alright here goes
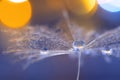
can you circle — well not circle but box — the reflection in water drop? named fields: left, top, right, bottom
left=101, top=47, right=112, bottom=56
left=73, top=41, right=85, bottom=50
left=100, top=47, right=112, bottom=63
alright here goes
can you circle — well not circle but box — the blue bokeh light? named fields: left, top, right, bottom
left=98, top=0, right=120, bottom=12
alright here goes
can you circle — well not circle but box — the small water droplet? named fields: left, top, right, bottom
left=43, top=47, right=48, bottom=51
left=72, top=41, right=85, bottom=51
left=101, top=47, right=112, bottom=55
left=40, top=50, right=48, bottom=55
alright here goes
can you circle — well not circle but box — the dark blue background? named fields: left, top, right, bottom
left=1, top=53, right=120, bottom=80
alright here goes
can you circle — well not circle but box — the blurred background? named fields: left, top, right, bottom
left=1, top=0, right=120, bottom=80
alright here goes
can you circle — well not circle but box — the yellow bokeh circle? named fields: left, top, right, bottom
left=9, top=0, right=28, bottom=3
left=65, top=0, right=97, bottom=15
left=0, top=0, right=32, bottom=29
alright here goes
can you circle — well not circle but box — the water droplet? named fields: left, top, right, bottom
left=101, top=47, right=112, bottom=55
left=40, top=50, right=48, bottom=55
left=72, top=41, right=85, bottom=51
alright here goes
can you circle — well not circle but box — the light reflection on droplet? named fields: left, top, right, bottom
left=101, top=47, right=112, bottom=55
left=72, top=41, right=85, bottom=51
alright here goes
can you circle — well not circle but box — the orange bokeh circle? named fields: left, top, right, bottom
left=0, top=0, right=32, bottom=29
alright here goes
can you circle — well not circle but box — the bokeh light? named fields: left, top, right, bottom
left=0, top=0, right=32, bottom=29
left=9, top=0, right=27, bottom=3
left=98, top=0, right=120, bottom=12
left=65, top=0, right=97, bottom=15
